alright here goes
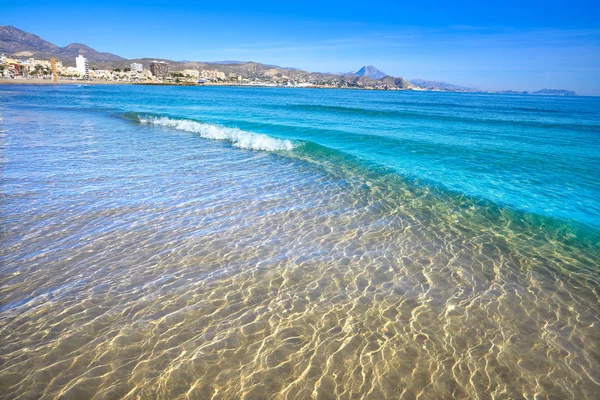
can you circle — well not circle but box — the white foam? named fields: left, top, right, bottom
left=138, top=116, right=295, bottom=152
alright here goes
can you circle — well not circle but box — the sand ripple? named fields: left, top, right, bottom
left=1, top=107, right=599, bottom=399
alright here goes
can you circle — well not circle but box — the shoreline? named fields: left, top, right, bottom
left=0, top=78, right=414, bottom=91
left=2, top=86, right=598, bottom=400
left=0, top=79, right=585, bottom=96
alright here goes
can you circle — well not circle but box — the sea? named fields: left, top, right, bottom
left=1, top=84, right=599, bottom=399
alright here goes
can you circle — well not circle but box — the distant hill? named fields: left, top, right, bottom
left=533, top=89, right=577, bottom=96
left=410, top=79, right=476, bottom=92
left=57, top=43, right=124, bottom=62
left=496, top=90, right=529, bottom=95
left=0, top=25, right=124, bottom=63
left=208, top=61, right=300, bottom=70
left=208, top=60, right=247, bottom=65
left=350, top=65, right=387, bottom=79
left=380, top=76, right=415, bottom=89
left=494, top=89, right=577, bottom=96
left=0, top=25, right=58, bottom=53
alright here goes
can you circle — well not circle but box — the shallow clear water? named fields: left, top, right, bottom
left=1, top=85, right=599, bottom=399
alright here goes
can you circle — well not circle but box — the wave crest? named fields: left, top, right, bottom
left=138, top=115, right=296, bottom=152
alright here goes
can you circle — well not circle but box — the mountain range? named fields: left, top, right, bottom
left=0, top=26, right=418, bottom=89
left=0, top=26, right=124, bottom=62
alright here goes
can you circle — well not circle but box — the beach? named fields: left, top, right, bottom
left=1, top=84, right=599, bottom=399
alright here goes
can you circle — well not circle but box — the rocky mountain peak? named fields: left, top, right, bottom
left=352, top=65, right=387, bottom=79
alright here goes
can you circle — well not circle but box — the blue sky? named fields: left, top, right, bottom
left=3, top=0, right=600, bottom=94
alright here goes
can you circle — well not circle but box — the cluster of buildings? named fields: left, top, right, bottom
left=1, top=54, right=230, bottom=85
left=1, top=54, right=81, bottom=78
left=143, top=61, right=230, bottom=83
left=1, top=54, right=408, bottom=89
left=2, top=54, right=327, bottom=88
left=1, top=54, right=87, bottom=79
left=177, top=69, right=226, bottom=80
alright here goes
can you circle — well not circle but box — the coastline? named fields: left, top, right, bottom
left=0, top=78, right=416, bottom=90
left=0, top=79, right=584, bottom=96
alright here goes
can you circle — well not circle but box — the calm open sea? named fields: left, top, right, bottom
left=1, top=85, right=599, bottom=399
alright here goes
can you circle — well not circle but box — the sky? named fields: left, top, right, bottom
left=2, top=0, right=600, bottom=94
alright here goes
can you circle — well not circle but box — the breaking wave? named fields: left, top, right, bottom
left=136, top=114, right=296, bottom=152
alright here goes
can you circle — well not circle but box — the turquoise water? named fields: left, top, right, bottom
left=8, top=85, right=600, bottom=228
left=1, top=85, right=599, bottom=399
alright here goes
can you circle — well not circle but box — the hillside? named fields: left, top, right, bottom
left=0, top=25, right=58, bottom=54
left=533, top=89, right=577, bottom=96
left=410, top=79, right=476, bottom=91
left=0, top=25, right=124, bottom=62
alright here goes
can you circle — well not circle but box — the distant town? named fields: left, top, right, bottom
left=0, top=54, right=578, bottom=96
left=0, top=54, right=246, bottom=86
left=0, top=52, right=435, bottom=90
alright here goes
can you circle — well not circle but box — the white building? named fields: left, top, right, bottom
left=89, top=70, right=112, bottom=80
left=182, top=69, right=200, bottom=78
left=200, top=69, right=225, bottom=80
left=131, top=62, right=143, bottom=72
left=76, top=55, right=88, bottom=76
